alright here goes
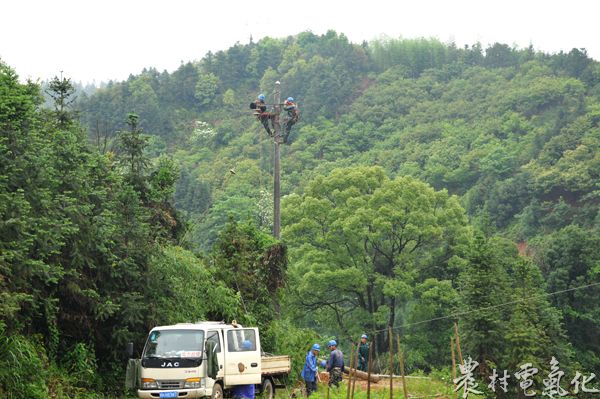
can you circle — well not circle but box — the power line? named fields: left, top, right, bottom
left=368, top=280, right=600, bottom=335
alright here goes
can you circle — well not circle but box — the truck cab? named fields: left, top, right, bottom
left=135, top=322, right=265, bottom=399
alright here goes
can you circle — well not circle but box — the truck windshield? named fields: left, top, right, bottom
left=142, top=330, right=204, bottom=359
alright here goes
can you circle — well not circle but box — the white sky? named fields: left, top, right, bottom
left=1, top=0, right=599, bottom=84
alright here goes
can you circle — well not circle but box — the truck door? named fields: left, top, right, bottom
left=224, top=328, right=261, bottom=386
left=206, top=330, right=225, bottom=380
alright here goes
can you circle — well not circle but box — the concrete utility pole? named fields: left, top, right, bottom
left=272, top=81, right=282, bottom=239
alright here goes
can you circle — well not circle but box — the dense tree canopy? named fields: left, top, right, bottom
left=75, top=30, right=600, bottom=381
left=282, top=166, right=470, bottom=363
left=0, top=62, right=245, bottom=397
left=76, top=32, right=600, bottom=253
left=2, top=29, right=600, bottom=397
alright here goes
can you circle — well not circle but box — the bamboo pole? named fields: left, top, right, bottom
left=367, top=341, right=373, bottom=399
left=453, top=322, right=464, bottom=365
left=350, top=341, right=360, bottom=399
left=346, top=343, right=356, bottom=399
left=396, top=335, right=409, bottom=399
left=389, top=326, right=394, bottom=399
left=450, top=336, right=457, bottom=389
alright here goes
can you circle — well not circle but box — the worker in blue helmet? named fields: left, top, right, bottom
left=301, top=343, right=321, bottom=396
left=325, top=340, right=344, bottom=388
left=232, top=339, right=256, bottom=399
left=358, top=334, right=369, bottom=371
left=249, top=93, right=274, bottom=136
left=282, top=96, right=299, bottom=143
left=232, top=383, right=255, bottom=399
left=241, top=340, right=253, bottom=350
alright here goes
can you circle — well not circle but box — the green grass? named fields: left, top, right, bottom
left=277, top=377, right=464, bottom=399
left=121, top=375, right=480, bottom=399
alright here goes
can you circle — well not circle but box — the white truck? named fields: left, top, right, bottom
left=127, top=321, right=291, bottom=399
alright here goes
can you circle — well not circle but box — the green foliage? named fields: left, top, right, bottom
left=504, top=259, right=571, bottom=369
left=459, top=235, right=512, bottom=374
left=46, top=73, right=77, bottom=126
left=403, top=279, right=459, bottom=371
left=77, top=32, right=600, bottom=251
left=263, top=319, right=319, bottom=379
left=5, top=30, right=600, bottom=395
left=286, top=378, right=456, bottom=399
left=369, top=37, right=460, bottom=76
left=283, top=166, right=469, bottom=367
left=117, top=113, right=150, bottom=186
left=0, top=329, right=107, bottom=398
left=531, top=225, right=600, bottom=374
left=0, top=329, right=48, bottom=398
left=195, top=72, right=220, bottom=107
left=209, top=219, right=287, bottom=330
left=458, top=234, right=573, bottom=392
left=0, top=63, right=195, bottom=395
left=62, top=343, right=99, bottom=389
left=147, top=246, right=240, bottom=325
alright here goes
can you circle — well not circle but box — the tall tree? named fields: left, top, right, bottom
left=117, top=113, right=149, bottom=194
left=46, top=72, right=77, bottom=127
left=533, top=225, right=600, bottom=374
left=209, top=219, right=287, bottom=331
left=458, top=234, right=511, bottom=376
left=459, top=234, right=573, bottom=387
left=283, top=166, right=469, bottom=354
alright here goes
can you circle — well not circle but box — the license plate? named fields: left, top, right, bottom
left=160, top=392, right=178, bottom=398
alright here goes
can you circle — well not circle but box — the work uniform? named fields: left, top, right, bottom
left=250, top=99, right=273, bottom=136
left=282, top=101, right=299, bottom=142
left=301, top=350, right=318, bottom=396
left=232, top=384, right=255, bottom=399
left=358, top=342, right=369, bottom=372
left=326, top=349, right=344, bottom=387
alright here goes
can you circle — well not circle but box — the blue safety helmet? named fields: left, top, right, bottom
left=286, top=97, right=294, bottom=102
left=258, top=94, right=266, bottom=101
left=242, top=340, right=253, bottom=349
left=361, top=334, right=368, bottom=339
left=312, top=343, right=321, bottom=351
left=327, top=340, right=337, bottom=348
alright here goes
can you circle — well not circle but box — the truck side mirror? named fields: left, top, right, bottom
left=126, top=342, right=134, bottom=358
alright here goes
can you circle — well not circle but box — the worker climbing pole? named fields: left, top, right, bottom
left=250, top=94, right=274, bottom=136
left=249, top=81, right=299, bottom=239
left=249, top=89, right=299, bottom=144
left=282, top=97, right=299, bottom=143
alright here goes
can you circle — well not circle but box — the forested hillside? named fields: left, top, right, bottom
left=78, top=32, right=600, bottom=248
left=2, top=30, right=600, bottom=397
left=0, top=65, right=287, bottom=398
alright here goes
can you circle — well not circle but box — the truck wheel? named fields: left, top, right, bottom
left=262, top=378, right=274, bottom=399
left=211, top=382, right=223, bottom=399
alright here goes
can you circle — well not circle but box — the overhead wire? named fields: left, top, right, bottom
left=367, top=280, right=600, bottom=335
